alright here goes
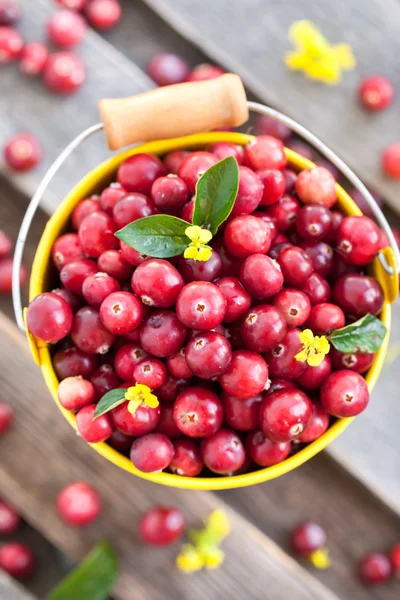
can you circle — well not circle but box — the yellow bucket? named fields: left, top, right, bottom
left=16, top=76, right=399, bottom=490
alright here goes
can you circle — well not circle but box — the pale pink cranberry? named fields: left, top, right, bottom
left=97, top=249, right=133, bottom=281
left=131, top=258, right=184, bottom=308
left=138, top=505, right=185, bottom=546
left=336, top=216, right=380, bottom=266
left=0, top=230, right=12, bottom=258
left=245, top=135, right=286, bottom=171
left=82, top=272, right=120, bottom=307
left=0, top=25, right=22, bottom=62
left=173, top=386, right=223, bottom=438
left=99, top=183, right=127, bottom=214
left=163, top=150, right=190, bottom=174
left=170, top=438, right=204, bottom=476
left=0, top=258, right=26, bottom=294
left=358, top=75, right=394, bottom=111
left=57, top=481, right=101, bottom=527
left=130, top=433, right=174, bottom=472
left=208, top=142, right=244, bottom=164
left=133, top=357, right=167, bottom=389
left=76, top=403, right=113, bottom=442
left=3, top=133, right=42, bottom=172
left=0, top=500, right=20, bottom=535
left=272, top=288, right=311, bottom=327
left=52, top=232, right=85, bottom=270
left=79, top=210, right=118, bottom=257
left=71, top=196, right=100, bottom=230
left=201, top=428, right=245, bottom=474
left=147, top=52, right=189, bottom=86
left=117, top=153, right=166, bottom=195
left=114, top=342, right=147, bottom=381
left=0, top=543, right=34, bottom=580
left=231, top=166, right=263, bottom=215
left=257, top=169, right=286, bottom=206
left=220, top=350, right=269, bottom=399
left=295, top=167, right=337, bottom=208
left=0, top=1, right=22, bottom=25
left=224, top=215, right=272, bottom=258
left=100, top=291, right=144, bottom=334
left=321, top=370, right=369, bottom=417
left=58, top=376, right=95, bottom=411
left=140, top=311, right=187, bottom=357
left=176, top=281, right=226, bottom=331
left=84, top=0, right=121, bottom=30
left=19, top=42, right=49, bottom=76
left=43, top=51, right=86, bottom=94
left=71, top=306, right=115, bottom=354
left=260, top=389, right=313, bottom=442
left=215, top=276, right=251, bottom=323
left=0, top=401, right=14, bottom=435
left=240, top=254, right=284, bottom=299
left=178, top=151, right=217, bottom=194
left=60, top=258, right=97, bottom=294
left=27, top=292, right=73, bottom=343
left=246, top=430, right=291, bottom=466
left=297, top=403, right=330, bottom=442
left=47, top=9, right=86, bottom=48
left=111, top=399, right=160, bottom=436
left=185, top=63, right=224, bottom=81
left=222, top=391, right=262, bottom=431
left=112, top=193, right=156, bottom=229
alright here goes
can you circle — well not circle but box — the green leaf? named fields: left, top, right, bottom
left=193, top=156, right=239, bottom=234
left=45, top=542, right=118, bottom=600
left=115, top=215, right=190, bottom=258
left=93, top=389, right=126, bottom=420
left=329, top=314, right=387, bottom=354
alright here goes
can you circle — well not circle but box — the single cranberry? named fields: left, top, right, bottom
left=382, top=143, right=400, bottom=178
left=208, top=142, right=244, bottom=164
left=97, top=249, right=133, bottom=281
left=147, top=52, right=189, bottom=86
left=201, top=429, right=245, bottom=475
left=297, top=403, right=330, bottom=442
left=244, top=136, right=286, bottom=171
left=163, top=150, right=190, bottom=174
left=300, top=273, right=331, bottom=305
left=266, top=379, right=298, bottom=395
left=76, top=404, right=113, bottom=442
left=336, top=216, right=380, bottom=266
left=0, top=230, right=12, bottom=259
left=240, top=254, right=283, bottom=298
left=265, top=328, right=307, bottom=379
left=178, top=151, right=217, bottom=194
left=326, top=210, right=344, bottom=243
left=215, top=277, right=251, bottom=323
left=253, top=213, right=278, bottom=241
left=82, top=272, right=120, bottom=307
left=139, top=505, right=185, bottom=547
left=231, top=166, right=263, bottom=215
left=257, top=169, right=286, bottom=206
left=53, top=346, right=98, bottom=380
left=119, top=242, right=147, bottom=267
left=166, top=348, right=193, bottom=379
left=224, top=215, right=272, bottom=258
left=296, top=355, right=332, bottom=391
left=296, top=205, right=332, bottom=242
left=170, top=438, right=203, bottom=476
left=0, top=543, right=34, bottom=579
left=220, top=350, right=269, bottom=399
left=246, top=430, right=291, bottom=466
left=84, top=0, right=121, bottom=30
left=57, top=376, right=95, bottom=411
left=260, top=389, right=312, bottom=442
left=277, top=246, right=313, bottom=286
left=321, top=370, right=369, bottom=417
left=131, top=258, right=183, bottom=308
left=283, top=169, right=297, bottom=193
left=241, top=305, right=287, bottom=353
left=111, top=399, right=160, bottom=436
left=43, top=51, right=85, bottom=94
left=100, top=291, right=144, bottom=335
left=173, top=386, right=223, bottom=437
left=117, top=154, right=166, bottom=195
left=267, top=195, right=300, bottom=231
left=185, top=63, right=224, bottom=81
left=389, top=543, right=400, bottom=576
left=295, top=167, right=336, bottom=208
left=307, top=303, right=345, bottom=335
left=330, top=347, right=374, bottom=374
left=3, top=133, right=42, bottom=172
left=359, top=552, right=392, bottom=586
left=71, top=306, right=115, bottom=354
left=107, top=429, right=133, bottom=453
left=180, top=198, right=194, bottom=223
left=0, top=1, right=22, bottom=25
left=256, top=115, right=291, bottom=141
left=223, top=391, right=262, bottom=431
left=155, top=405, right=181, bottom=438
left=287, top=140, right=314, bottom=161
left=0, top=401, right=13, bottom=436
left=57, top=481, right=101, bottom=527
left=71, top=196, right=100, bottom=230
left=133, top=357, right=167, bottom=389
left=0, top=25, right=22, bottom=62
left=0, top=258, right=26, bottom=294
left=179, top=248, right=222, bottom=283
left=78, top=211, right=118, bottom=258
left=358, top=75, right=394, bottom=111
left=140, top=311, right=187, bottom=357
left=185, top=332, right=232, bottom=379
left=19, top=42, right=49, bottom=76
left=99, top=183, right=126, bottom=214
left=51, top=233, right=85, bottom=270
left=299, top=241, right=334, bottom=277
left=291, top=521, right=327, bottom=556
left=90, top=364, right=120, bottom=400
left=27, top=292, right=73, bottom=343
left=176, top=282, right=226, bottom=331
left=272, top=289, right=311, bottom=327
left=112, top=193, right=156, bottom=229
left=332, top=274, right=384, bottom=318
left=151, top=174, right=188, bottom=212
left=0, top=500, right=20, bottom=535
left=130, top=433, right=174, bottom=472
left=60, top=259, right=97, bottom=294
left=114, top=343, right=146, bottom=380
left=47, top=9, right=86, bottom=48
left=157, top=375, right=188, bottom=403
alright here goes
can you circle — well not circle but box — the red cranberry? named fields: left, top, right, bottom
left=277, top=246, right=313, bottom=286
left=176, top=282, right=226, bottom=331
left=47, top=9, right=86, bottom=48
left=147, top=52, right=189, bottom=86
left=321, top=370, right=369, bottom=417
left=132, top=259, right=183, bottom=308
left=256, top=115, right=291, bottom=141
left=220, top=350, right=269, bottom=399
left=299, top=241, right=334, bottom=277
left=296, top=355, right=332, bottom=391
left=179, top=248, right=222, bottom=283
left=151, top=174, right=188, bottom=212
left=0, top=25, right=22, bottom=62
left=52, top=233, right=85, bottom=270
left=3, top=133, right=42, bottom=172
left=332, top=274, right=384, bottom=318
left=208, top=142, right=244, bottom=164
left=267, top=195, right=300, bottom=231
left=71, top=306, right=115, bottom=354
left=223, top=391, right=262, bottom=431
left=295, top=167, right=336, bottom=208
left=90, top=364, right=120, bottom=400
left=76, top=404, right=113, bottom=442
left=330, top=347, right=374, bottom=374
left=84, top=0, right=121, bottom=30
left=163, top=150, right=190, bottom=174
left=245, top=136, right=286, bottom=171
left=291, top=521, right=327, bottom=556
left=382, top=143, right=400, bottom=179
left=140, top=311, right=186, bottom=357
left=114, top=342, right=146, bottom=380
left=253, top=213, right=278, bottom=240
left=0, top=543, right=34, bottom=579
left=257, top=169, right=286, bottom=206
left=57, top=481, right=101, bottom=527
left=178, top=151, right=217, bottom=194
left=173, top=386, right=223, bottom=437
left=296, top=205, right=332, bottom=242
left=283, top=168, right=297, bottom=193
left=155, top=405, right=181, bottom=438
left=215, top=277, right=251, bottom=323
left=0, top=1, right=22, bottom=25
left=19, top=42, right=49, bottom=76
left=224, top=215, right=271, bottom=258
left=260, top=389, right=312, bottom=442
left=100, top=291, right=144, bottom=335
left=99, top=183, right=127, bottom=214
left=246, top=430, right=291, bottom=466
left=0, top=500, right=20, bottom=535
left=265, top=328, right=307, bottom=379
left=358, top=75, right=394, bottom=111
left=119, top=242, right=147, bottom=266
left=0, top=230, right=12, bottom=258
left=297, top=403, right=330, bottom=442
left=133, top=357, right=167, bottom=389
left=107, top=430, right=133, bottom=453
left=240, top=254, right=283, bottom=298
left=300, top=273, right=331, bottom=305
left=60, top=258, right=97, bottom=294
left=307, top=303, right=345, bottom=335
left=0, top=258, right=26, bottom=294
left=166, top=348, right=193, bottom=379
left=389, top=543, right=400, bottom=577
left=170, top=438, right=203, bottom=476
left=97, top=249, right=133, bottom=281
left=185, top=332, right=232, bottom=379
left=53, top=346, right=98, bottom=380
left=138, top=505, right=185, bottom=546
left=130, top=433, right=174, bottom=472
left=336, top=216, right=380, bottom=266
left=201, top=429, right=245, bottom=474
left=185, top=63, right=224, bottom=81
left=43, top=51, right=85, bottom=94
left=0, top=401, right=13, bottom=436
left=359, top=552, right=391, bottom=586
left=231, top=166, right=263, bottom=215
left=27, top=292, right=73, bottom=343
left=112, top=193, right=156, bottom=229
left=71, top=196, right=100, bottom=230
left=180, top=198, right=195, bottom=223
left=79, top=211, right=118, bottom=258
left=117, top=153, right=166, bottom=194
left=241, top=305, right=287, bottom=353
left=57, top=376, right=95, bottom=410
left=111, top=399, right=160, bottom=436
left=82, top=272, right=120, bottom=307
left=272, top=289, right=311, bottom=327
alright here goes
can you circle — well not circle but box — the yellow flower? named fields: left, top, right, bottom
left=124, top=383, right=159, bottom=415
left=203, top=547, right=225, bottom=570
left=284, top=20, right=356, bottom=85
left=184, top=225, right=213, bottom=262
left=295, top=329, right=330, bottom=367
left=176, top=544, right=204, bottom=573
left=308, top=548, right=331, bottom=570
left=203, top=510, right=231, bottom=544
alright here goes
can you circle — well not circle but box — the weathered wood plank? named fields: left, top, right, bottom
left=0, top=312, right=339, bottom=600
left=142, top=0, right=400, bottom=213
left=0, top=572, right=37, bottom=600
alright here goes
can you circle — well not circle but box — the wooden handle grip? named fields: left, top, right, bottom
left=99, top=74, right=249, bottom=151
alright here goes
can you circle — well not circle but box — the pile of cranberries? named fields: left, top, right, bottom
left=25, top=134, right=388, bottom=478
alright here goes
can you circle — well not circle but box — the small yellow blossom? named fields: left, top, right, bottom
left=308, top=548, right=331, bottom=570
left=124, top=383, right=159, bottom=415
left=176, top=544, right=204, bottom=573
left=203, top=510, right=231, bottom=544
left=284, top=20, right=356, bottom=85
left=184, top=225, right=213, bottom=262
left=295, top=329, right=330, bottom=367
left=202, top=548, right=225, bottom=570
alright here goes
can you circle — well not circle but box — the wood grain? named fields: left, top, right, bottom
left=0, top=572, right=37, bottom=600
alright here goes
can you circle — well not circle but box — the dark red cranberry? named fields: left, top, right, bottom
left=358, top=75, right=394, bottom=111
left=157, top=374, right=188, bottom=403
left=307, top=303, right=345, bottom=335
left=336, top=216, right=380, bottom=266
left=170, top=438, right=203, bottom=476
left=224, top=215, right=272, bottom=258
left=185, top=332, right=232, bottom=379
left=208, top=142, right=244, bottom=164
left=76, top=404, right=113, bottom=442
left=321, top=370, right=369, bottom=417
left=3, top=133, right=42, bottom=172
left=246, top=430, right=291, bottom=466
left=0, top=543, right=34, bottom=579
left=176, top=282, right=226, bottom=331
left=163, top=150, right=190, bottom=174
left=268, top=241, right=292, bottom=260
left=297, top=403, right=330, bottom=442
left=178, top=151, right=217, bottom=194
left=133, top=357, right=167, bottom=389
left=245, top=136, right=286, bottom=171
left=359, top=552, right=392, bottom=586
left=389, top=543, right=400, bottom=577
left=97, top=249, right=133, bottom=281
left=0, top=25, right=22, bottom=63
left=91, top=364, right=120, bottom=401
left=43, top=51, right=86, bottom=94
left=108, top=430, right=133, bottom=453
left=330, top=347, right=374, bottom=374
left=220, top=350, right=269, bottom=399
left=329, top=255, right=358, bottom=284
left=0, top=402, right=13, bottom=435
left=265, top=328, right=307, bottom=379
left=117, top=153, right=166, bottom=195
left=283, top=168, right=297, bottom=193
left=100, top=291, right=144, bottom=335
left=267, top=195, right=300, bottom=232
left=332, top=274, right=384, bottom=318
left=147, top=52, right=189, bottom=86
left=111, top=399, right=160, bottom=436
left=140, top=311, right=187, bottom=357
left=53, top=346, right=98, bottom=380
left=60, top=259, right=97, bottom=295
left=84, top=0, right=121, bottom=31
left=155, top=405, right=181, bottom=438
left=166, top=348, right=193, bottom=379
left=180, top=198, right=194, bottom=223
left=57, top=481, right=101, bottom=527
left=179, top=248, right=222, bottom=283
left=257, top=169, right=286, bottom=206
left=112, top=193, right=156, bottom=229
left=71, top=306, right=115, bottom=354
left=278, top=246, right=314, bottom=286
left=287, top=140, right=314, bottom=160
left=19, top=42, right=49, bottom=76
left=323, top=209, right=343, bottom=245
left=71, top=196, right=100, bottom=230
left=272, top=289, right=311, bottom=327
left=58, top=376, right=95, bottom=410
left=114, top=342, right=147, bottom=381
left=295, top=167, right=337, bottom=208
left=314, top=159, right=339, bottom=181
left=296, top=355, right=332, bottom=391
left=151, top=174, right=188, bottom=212
left=173, top=386, right=223, bottom=437
left=27, top=292, right=73, bottom=343
left=185, top=63, right=224, bottom=81
left=256, top=115, right=291, bottom=141
left=241, top=305, right=287, bottom=353
left=130, top=433, right=174, bottom=472
left=138, top=505, right=185, bottom=546
left=0, top=1, right=22, bottom=25
left=291, top=521, right=327, bottom=556
left=52, top=233, right=85, bottom=270
left=300, top=273, right=331, bottom=305
left=296, top=205, right=332, bottom=242
left=299, top=241, right=334, bottom=277
left=99, top=183, right=127, bottom=214
left=78, top=211, right=118, bottom=258
left=215, top=277, right=251, bottom=323
left=201, top=429, right=245, bottom=474
left=82, top=272, right=120, bottom=307
left=0, top=500, right=20, bottom=535
left=260, top=389, right=312, bottom=442
left=240, top=254, right=283, bottom=298
left=231, top=166, right=263, bottom=215
left=266, top=379, right=298, bottom=395
left=132, top=259, right=184, bottom=307
left=223, top=391, right=262, bottom=431
left=47, top=9, right=86, bottom=48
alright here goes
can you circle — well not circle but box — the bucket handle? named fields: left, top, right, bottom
left=13, top=83, right=399, bottom=333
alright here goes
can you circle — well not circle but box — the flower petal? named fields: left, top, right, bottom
left=307, top=352, right=325, bottom=367
left=127, top=399, right=141, bottom=415
left=198, top=229, right=213, bottom=244
left=176, top=544, right=204, bottom=573
left=185, top=225, right=202, bottom=242
left=299, top=329, right=314, bottom=344
left=197, top=247, right=212, bottom=262
left=144, top=392, right=159, bottom=409
left=184, top=246, right=198, bottom=260
left=295, top=349, right=309, bottom=363
left=315, top=336, right=330, bottom=354
left=203, top=548, right=225, bottom=570
left=205, top=510, right=231, bottom=541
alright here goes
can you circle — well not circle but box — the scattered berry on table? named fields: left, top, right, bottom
left=19, top=42, right=49, bottom=76
left=138, top=505, right=185, bottom=546
left=47, top=9, right=87, bottom=48
left=389, top=542, right=400, bottom=576
left=0, top=542, right=34, bottom=579
left=147, top=52, right=190, bottom=86
left=3, top=133, right=42, bottom=172
left=84, top=0, right=122, bottom=31
left=185, top=63, right=224, bottom=82
left=0, top=25, right=22, bottom=62
left=359, top=552, right=392, bottom=585
left=57, top=481, right=101, bottom=527
left=0, top=500, right=20, bottom=536
left=382, top=143, right=400, bottom=179
left=358, top=75, right=394, bottom=112
left=43, top=51, right=86, bottom=94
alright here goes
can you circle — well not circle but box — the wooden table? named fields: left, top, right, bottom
left=1, top=1, right=400, bottom=598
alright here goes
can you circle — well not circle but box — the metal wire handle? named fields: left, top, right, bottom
left=12, top=102, right=400, bottom=333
